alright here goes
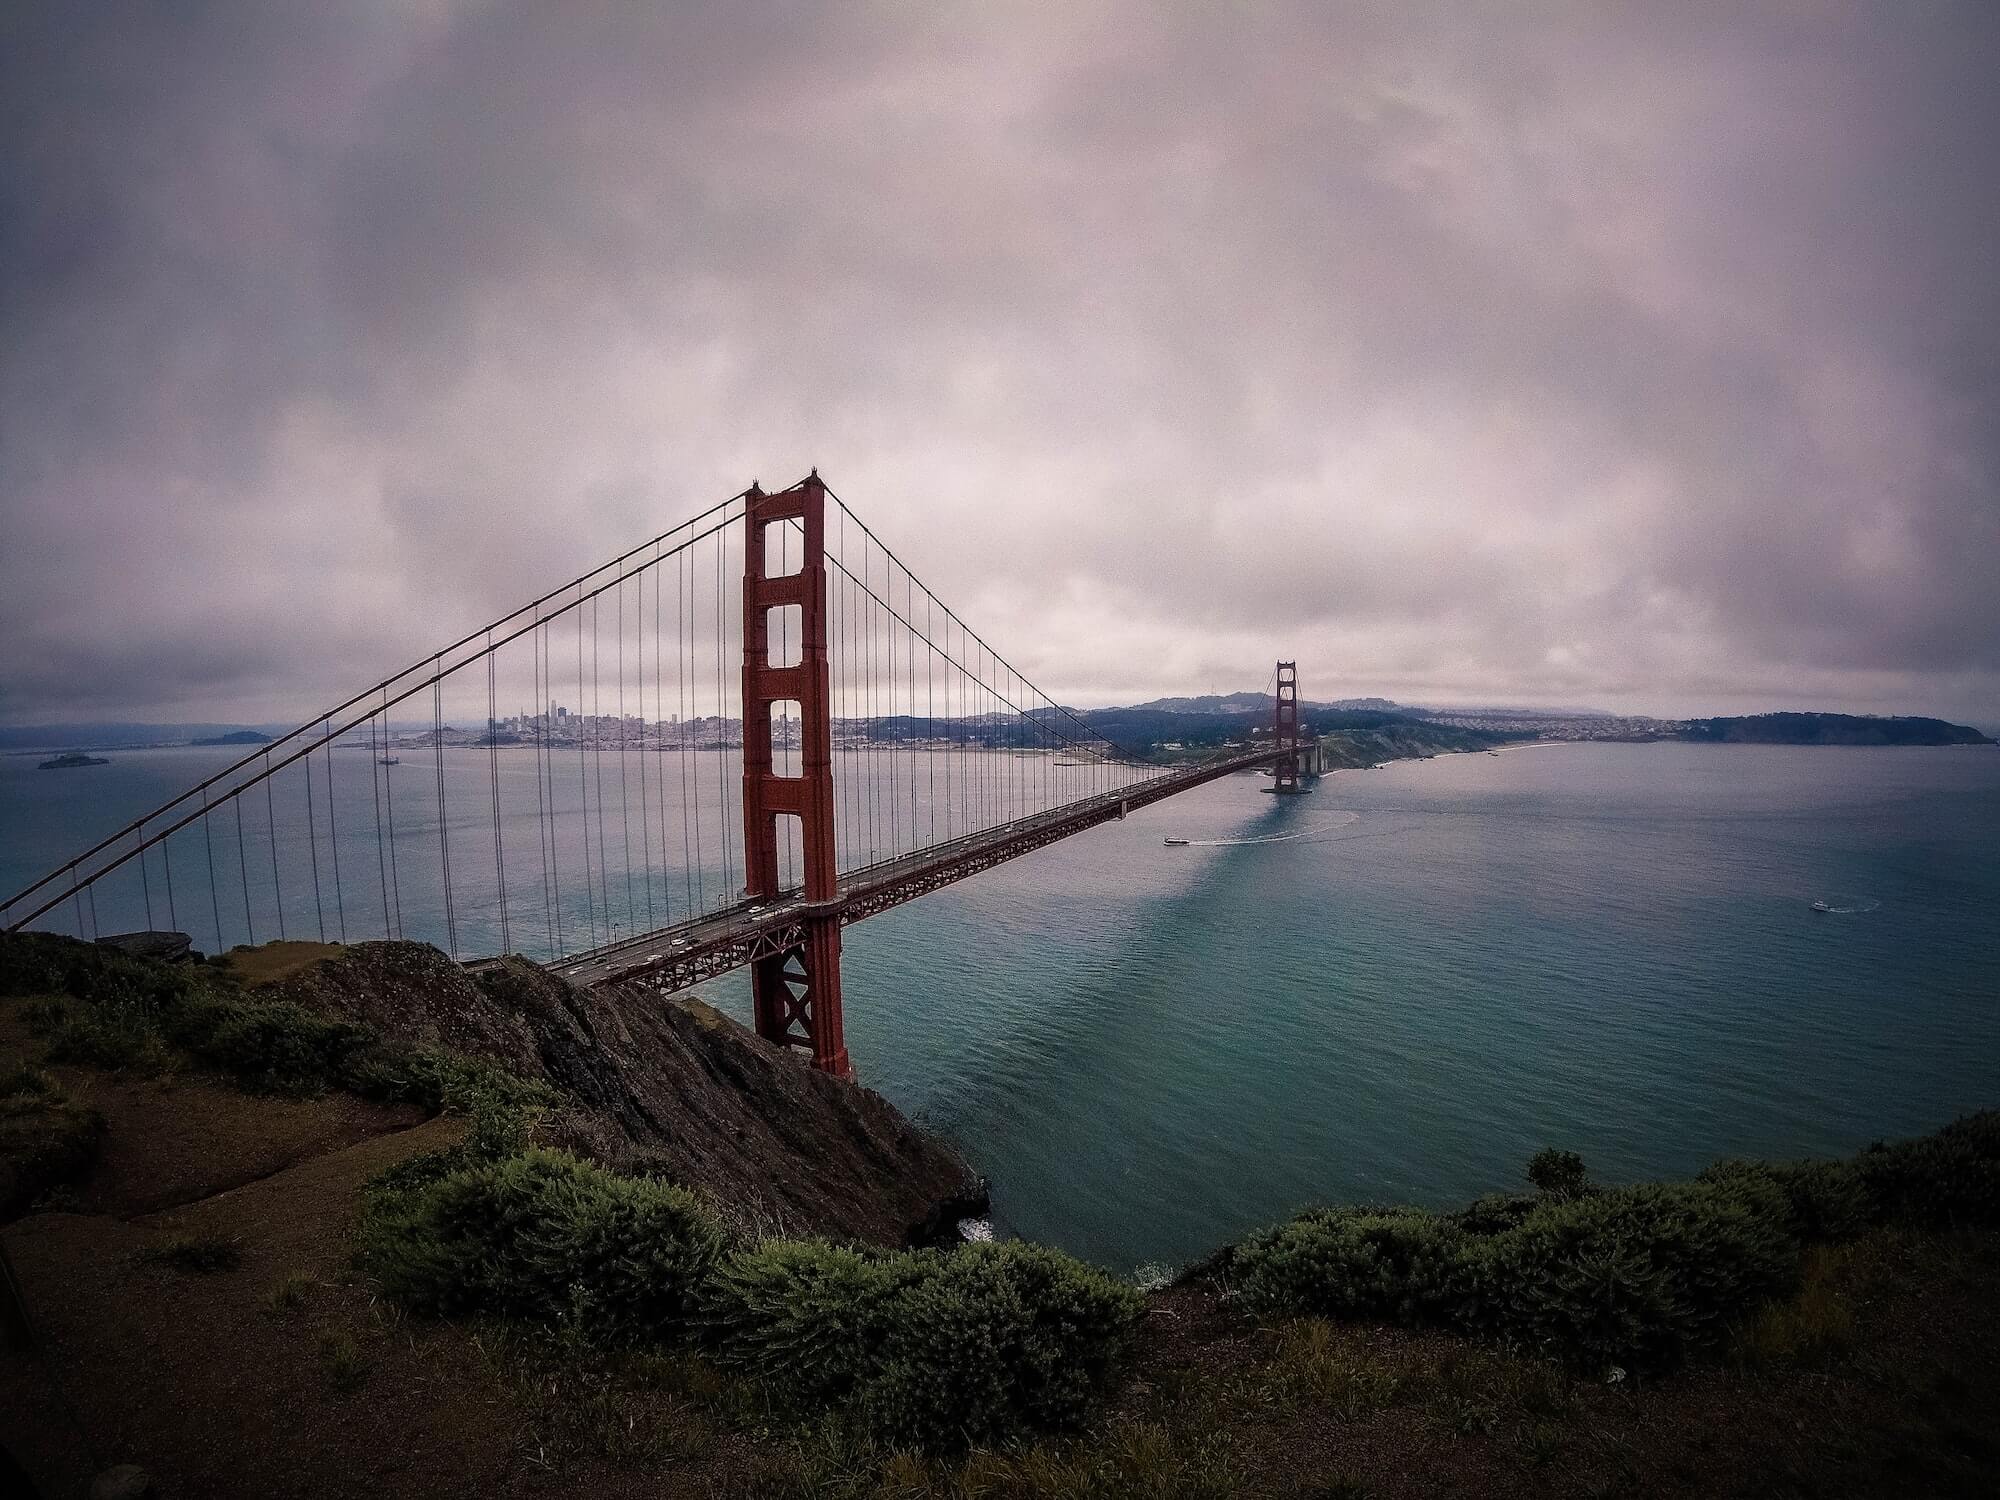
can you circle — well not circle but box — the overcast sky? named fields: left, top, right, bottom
left=4, top=2, right=1997, bottom=725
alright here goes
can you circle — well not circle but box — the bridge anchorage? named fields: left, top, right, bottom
left=2, top=468, right=1305, bottom=1080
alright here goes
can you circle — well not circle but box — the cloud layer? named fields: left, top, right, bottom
left=5, top=1, right=1997, bottom=723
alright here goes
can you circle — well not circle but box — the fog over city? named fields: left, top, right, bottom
left=4, top=2, right=1997, bottom=726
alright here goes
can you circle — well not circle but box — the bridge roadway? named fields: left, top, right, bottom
left=531, top=748, right=1283, bottom=994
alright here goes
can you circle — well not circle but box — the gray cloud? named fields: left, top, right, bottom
left=4, top=0, right=1997, bottom=724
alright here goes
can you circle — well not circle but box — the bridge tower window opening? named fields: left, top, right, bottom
left=767, top=604, right=803, bottom=668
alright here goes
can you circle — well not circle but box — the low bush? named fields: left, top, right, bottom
left=1240, top=1165, right=1797, bottom=1373
left=160, top=997, right=375, bottom=1094
left=7, top=932, right=547, bottom=1121
left=1852, top=1114, right=2000, bottom=1228
left=1234, top=1117, right=2000, bottom=1374
left=706, top=1239, right=1142, bottom=1450
left=1526, top=1148, right=1591, bottom=1200
left=362, top=1147, right=725, bottom=1344
left=0, top=932, right=198, bottom=1012
left=365, top=1165, right=1142, bottom=1452
left=1231, top=1207, right=1472, bottom=1324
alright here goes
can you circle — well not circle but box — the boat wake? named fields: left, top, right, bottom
left=1169, top=811, right=1361, bottom=847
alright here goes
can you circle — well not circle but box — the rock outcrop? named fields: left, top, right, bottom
left=260, top=942, right=979, bottom=1246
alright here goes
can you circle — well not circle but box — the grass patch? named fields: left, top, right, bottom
left=1730, top=1242, right=1862, bottom=1368
left=0, top=1067, right=106, bottom=1218
left=320, top=1330, right=372, bottom=1392
left=139, top=1234, right=243, bottom=1274
left=220, top=940, right=344, bottom=988
left=474, top=1324, right=729, bottom=1465
left=265, top=1270, right=315, bottom=1316
left=712, top=1416, right=1241, bottom=1500
left=1260, top=1320, right=1407, bottom=1419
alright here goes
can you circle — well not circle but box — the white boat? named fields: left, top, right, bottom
left=1163, top=837, right=1189, bottom=847
left=1810, top=900, right=1831, bottom=913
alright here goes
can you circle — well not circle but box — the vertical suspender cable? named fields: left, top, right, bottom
left=263, top=759, right=284, bottom=939
left=653, top=555, right=672, bottom=925
left=636, top=569, right=655, bottom=931
left=383, top=698, right=405, bottom=938
left=487, top=635, right=510, bottom=955
left=235, top=796, right=255, bottom=944
left=305, top=745, right=325, bottom=941
left=201, top=788, right=222, bottom=953
left=591, top=597, right=611, bottom=941
left=678, top=545, right=695, bottom=917
left=533, top=619, right=556, bottom=958
left=369, top=713, right=390, bottom=938
left=162, top=824, right=177, bottom=932
left=616, top=577, right=635, bottom=930
left=325, top=720, right=346, bottom=942
left=139, top=829, right=155, bottom=930
left=715, top=524, right=731, bottom=905
left=576, top=596, right=598, bottom=949
left=434, top=667, right=456, bottom=958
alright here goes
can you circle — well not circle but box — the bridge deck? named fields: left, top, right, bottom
left=530, top=749, right=1281, bottom=993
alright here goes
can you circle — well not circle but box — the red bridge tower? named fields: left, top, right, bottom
left=740, top=473, right=852, bottom=1077
left=1271, top=660, right=1308, bottom=795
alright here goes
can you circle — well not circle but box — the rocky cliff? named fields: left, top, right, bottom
left=260, top=941, right=979, bottom=1246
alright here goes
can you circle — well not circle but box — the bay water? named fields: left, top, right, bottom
left=5, top=739, right=1997, bottom=1273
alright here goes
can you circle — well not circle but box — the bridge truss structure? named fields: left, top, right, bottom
left=4, top=472, right=1300, bottom=1075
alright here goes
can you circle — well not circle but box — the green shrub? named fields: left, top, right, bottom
left=708, top=1239, right=1141, bottom=1450
left=1480, top=1180, right=1795, bottom=1368
left=1853, top=1114, right=2000, bottom=1228
left=0, top=932, right=198, bottom=1011
left=1233, top=1208, right=1472, bottom=1324
left=1238, top=1167, right=1797, bottom=1373
left=1700, top=1158, right=1874, bottom=1242
left=162, top=998, right=374, bottom=1095
left=1526, top=1148, right=1591, bottom=1200
left=31, top=998, right=175, bottom=1074
left=342, top=1042, right=552, bottom=1122
left=362, top=1148, right=725, bottom=1343
left=704, top=1240, right=920, bottom=1404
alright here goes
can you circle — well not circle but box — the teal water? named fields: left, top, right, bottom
left=738, top=742, right=2000, bottom=1271
left=5, top=740, right=1998, bottom=1272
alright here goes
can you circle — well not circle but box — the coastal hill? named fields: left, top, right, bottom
left=1678, top=712, right=1993, bottom=746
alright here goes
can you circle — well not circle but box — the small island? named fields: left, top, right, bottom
left=37, top=752, right=110, bottom=770
left=191, top=729, right=274, bottom=746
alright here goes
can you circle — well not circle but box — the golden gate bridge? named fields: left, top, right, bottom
left=2, top=474, right=1314, bottom=1077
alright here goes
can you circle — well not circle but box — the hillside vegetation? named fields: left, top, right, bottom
left=2, top=932, right=1995, bottom=1497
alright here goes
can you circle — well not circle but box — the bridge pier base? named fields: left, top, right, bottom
left=750, top=917, right=851, bottom=1077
